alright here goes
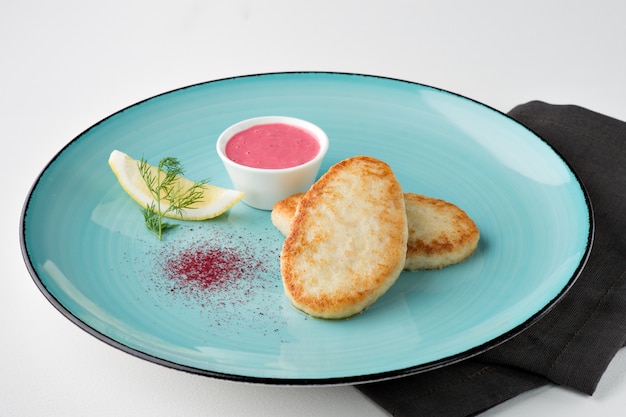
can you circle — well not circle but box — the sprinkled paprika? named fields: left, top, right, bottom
left=159, top=239, right=268, bottom=294
left=144, top=230, right=287, bottom=335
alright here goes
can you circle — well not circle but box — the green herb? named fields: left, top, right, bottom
left=138, top=156, right=208, bottom=240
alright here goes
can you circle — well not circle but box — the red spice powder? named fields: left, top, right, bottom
left=145, top=232, right=286, bottom=335
left=161, top=242, right=265, bottom=292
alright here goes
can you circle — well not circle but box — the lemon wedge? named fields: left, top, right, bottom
left=108, top=150, right=244, bottom=220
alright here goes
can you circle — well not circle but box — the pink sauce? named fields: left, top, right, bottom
left=225, top=123, right=320, bottom=169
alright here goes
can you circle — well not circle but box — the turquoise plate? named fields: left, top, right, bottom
left=20, top=72, right=592, bottom=384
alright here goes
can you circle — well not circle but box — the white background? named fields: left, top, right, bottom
left=2, top=1, right=626, bottom=416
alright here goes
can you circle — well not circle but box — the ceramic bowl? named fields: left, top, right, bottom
left=216, top=116, right=329, bottom=210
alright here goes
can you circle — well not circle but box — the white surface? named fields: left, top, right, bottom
left=2, top=1, right=625, bottom=415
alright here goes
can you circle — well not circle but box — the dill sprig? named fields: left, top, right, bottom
left=138, top=156, right=208, bottom=240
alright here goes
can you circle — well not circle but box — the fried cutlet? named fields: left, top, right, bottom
left=273, top=192, right=479, bottom=271
left=280, top=156, right=408, bottom=319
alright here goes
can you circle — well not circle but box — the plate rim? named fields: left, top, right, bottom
left=19, top=71, right=595, bottom=385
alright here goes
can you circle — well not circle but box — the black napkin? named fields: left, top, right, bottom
left=358, top=101, right=626, bottom=416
